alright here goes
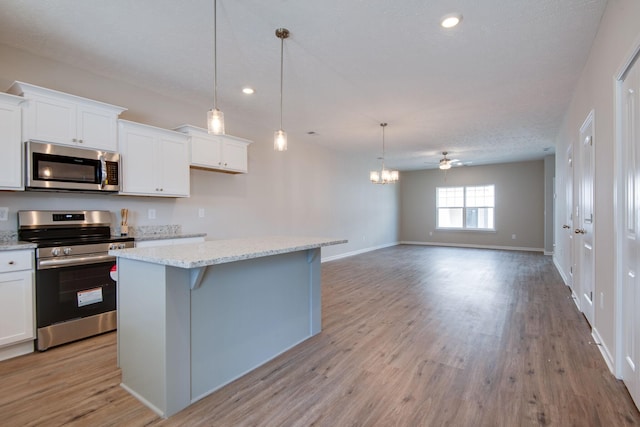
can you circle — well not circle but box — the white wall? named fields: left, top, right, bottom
left=0, top=44, right=399, bottom=259
left=399, top=160, right=545, bottom=251
left=554, top=0, right=640, bottom=368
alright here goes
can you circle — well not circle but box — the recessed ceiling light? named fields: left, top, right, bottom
left=242, top=87, right=255, bottom=95
left=441, top=13, right=462, bottom=29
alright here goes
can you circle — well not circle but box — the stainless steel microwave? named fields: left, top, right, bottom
left=25, top=140, right=120, bottom=193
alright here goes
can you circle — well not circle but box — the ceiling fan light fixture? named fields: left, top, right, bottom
left=208, top=0, right=225, bottom=135
left=441, top=13, right=462, bottom=29
left=439, top=160, right=452, bottom=170
left=439, top=151, right=453, bottom=170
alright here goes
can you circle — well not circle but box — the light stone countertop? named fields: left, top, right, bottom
left=0, top=231, right=36, bottom=251
left=0, top=241, right=37, bottom=251
left=109, top=236, right=347, bottom=269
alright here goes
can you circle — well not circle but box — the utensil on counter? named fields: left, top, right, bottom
left=120, top=208, right=129, bottom=236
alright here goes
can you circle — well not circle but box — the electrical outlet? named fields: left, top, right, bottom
left=198, top=208, right=205, bottom=218
left=0, top=207, right=8, bottom=221
left=148, top=209, right=156, bottom=220
left=512, top=234, right=516, bottom=240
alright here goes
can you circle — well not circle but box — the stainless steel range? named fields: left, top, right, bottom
left=18, top=210, right=134, bottom=351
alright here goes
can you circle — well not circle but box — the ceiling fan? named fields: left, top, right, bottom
left=438, top=151, right=461, bottom=170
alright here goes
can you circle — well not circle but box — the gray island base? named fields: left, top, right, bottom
left=110, top=236, right=347, bottom=418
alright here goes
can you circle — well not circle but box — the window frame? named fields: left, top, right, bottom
left=436, top=184, right=496, bottom=231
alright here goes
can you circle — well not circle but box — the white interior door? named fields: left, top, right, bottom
left=577, top=111, right=595, bottom=326
left=564, top=146, right=577, bottom=300
left=621, top=56, right=640, bottom=406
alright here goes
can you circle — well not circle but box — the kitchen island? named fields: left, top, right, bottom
left=109, top=236, right=346, bottom=418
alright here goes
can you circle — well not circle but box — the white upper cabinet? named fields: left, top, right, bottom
left=7, top=81, right=126, bottom=151
left=174, top=125, right=252, bottom=174
left=0, top=93, right=25, bottom=190
left=118, top=120, right=190, bottom=197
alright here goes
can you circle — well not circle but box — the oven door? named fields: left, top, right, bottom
left=35, top=256, right=117, bottom=328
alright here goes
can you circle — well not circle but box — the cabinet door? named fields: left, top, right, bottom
left=23, top=95, right=76, bottom=145
left=222, top=140, right=248, bottom=173
left=120, top=127, right=159, bottom=195
left=190, top=134, right=223, bottom=169
left=0, top=270, right=34, bottom=347
left=158, top=134, right=190, bottom=197
left=77, top=105, right=118, bottom=151
left=0, top=101, right=23, bottom=189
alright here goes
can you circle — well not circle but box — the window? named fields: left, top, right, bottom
left=436, top=185, right=495, bottom=230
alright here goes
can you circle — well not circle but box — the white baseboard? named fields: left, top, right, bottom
left=400, top=241, right=544, bottom=253
left=592, top=327, right=615, bottom=375
left=544, top=250, right=554, bottom=256
left=322, top=242, right=399, bottom=263
left=553, top=256, right=570, bottom=287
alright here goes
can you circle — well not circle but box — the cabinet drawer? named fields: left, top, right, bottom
left=0, top=251, right=33, bottom=273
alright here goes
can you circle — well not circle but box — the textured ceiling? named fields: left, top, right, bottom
left=0, top=0, right=607, bottom=170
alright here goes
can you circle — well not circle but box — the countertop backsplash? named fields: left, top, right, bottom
left=121, top=224, right=182, bottom=237
left=0, top=230, right=18, bottom=242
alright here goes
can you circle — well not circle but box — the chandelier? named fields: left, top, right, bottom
left=370, top=123, right=399, bottom=184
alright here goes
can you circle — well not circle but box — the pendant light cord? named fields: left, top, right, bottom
left=279, top=35, right=284, bottom=130
left=381, top=123, right=387, bottom=169
left=213, top=0, right=218, bottom=109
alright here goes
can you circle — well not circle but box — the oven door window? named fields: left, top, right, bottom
left=36, top=261, right=117, bottom=327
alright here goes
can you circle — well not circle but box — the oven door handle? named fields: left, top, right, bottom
left=38, top=254, right=116, bottom=270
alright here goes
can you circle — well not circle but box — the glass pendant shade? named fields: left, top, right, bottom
left=207, top=108, right=225, bottom=135
left=439, top=161, right=452, bottom=170
left=370, top=122, right=399, bottom=184
left=274, top=129, right=287, bottom=151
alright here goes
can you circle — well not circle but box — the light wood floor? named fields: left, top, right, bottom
left=1, top=245, right=639, bottom=426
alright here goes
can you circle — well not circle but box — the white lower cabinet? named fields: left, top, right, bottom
left=0, top=250, right=35, bottom=361
left=118, top=120, right=190, bottom=197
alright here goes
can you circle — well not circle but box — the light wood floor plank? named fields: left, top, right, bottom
left=1, top=245, right=638, bottom=426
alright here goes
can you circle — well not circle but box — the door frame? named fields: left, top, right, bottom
left=615, top=35, right=640, bottom=380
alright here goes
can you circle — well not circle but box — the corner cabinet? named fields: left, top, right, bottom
left=0, top=249, right=35, bottom=361
left=118, top=120, right=190, bottom=197
left=7, top=81, right=126, bottom=151
left=0, top=93, right=25, bottom=190
left=174, top=125, right=252, bottom=174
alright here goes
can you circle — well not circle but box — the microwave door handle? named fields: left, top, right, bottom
left=99, top=155, right=107, bottom=189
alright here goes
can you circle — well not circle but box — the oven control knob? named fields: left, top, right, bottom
left=63, top=247, right=72, bottom=256
left=118, top=243, right=127, bottom=249
left=51, top=248, right=61, bottom=257
left=108, top=243, right=116, bottom=251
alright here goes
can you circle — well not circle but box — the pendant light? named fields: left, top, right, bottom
left=370, top=123, right=399, bottom=184
left=274, top=28, right=290, bottom=151
left=207, top=0, right=225, bottom=134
